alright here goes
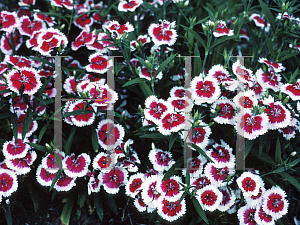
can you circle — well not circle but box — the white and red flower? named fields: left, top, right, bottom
left=190, top=175, right=211, bottom=190
left=138, top=67, right=163, bottom=80
left=208, top=65, right=233, bottom=83
left=134, top=191, right=147, bottom=212
left=218, top=187, right=236, bottom=212
left=148, top=148, right=175, bottom=172
left=51, top=0, right=73, bottom=10
left=237, top=205, right=257, bottom=225
left=157, top=198, right=186, bottom=222
left=167, top=97, right=193, bottom=112
left=148, top=20, right=177, bottom=46
left=0, top=11, right=19, bottom=32
left=86, top=53, right=113, bottom=74
left=262, top=186, right=289, bottom=220
left=93, top=152, right=114, bottom=171
left=74, top=11, right=93, bottom=31
left=2, top=138, right=30, bottom=160
left=103, top=20, right=134, bottom=38
left=41, top=151, right=65, bottom=174
left=234, top=90, right=258, bottom=109
left=19, top=0, right=36, bottom=6
left=144, top=96, right=169, bottom=124
left=281, top=78, right=300, bottom=101
left=34, top=12, right=55, bottom=26
left=207, top=140, right=235, bottom=168
left=278, top=117, right=300, bottom=140
left=141, top=174, right=163, bottom=204
left=196, top=185, right=222, bottom=211
left=186, top=122, right=212, bottom=150
left=96, top=119, right=125, bottom=150
left=62, top=153, right=91, bottom=178
left=236, top=109, right=269, bottom=140
left=237, top=171, right=262, bottom=196
left=158, top=111, right=185, bottom=135
left=6, top=150, right=37, bottom=175
left=67, top=100, right=96, bottom=127
left=191, top=75, right=221, bottom=104
left=256, top=68, right=282, bottom=92
left=18, top=16, right=45, bottom=37
left=204, top=163, right=234, bottom=187
left=0, top=29, right=23, bottom=55
left=87, top=174, right=101, bottom=195
left=71, top=30, right=95, bottom=51
left=182, top=155, right=207, bottom=178
left=232, top=61, right=254, bottom=83
left=125, top=173, right=144, bottom=198
left=118, top=0, right=143, bottom=12
left=36, top=164, right=56, bottom=186
left=7, top=67, right=41, bottom=95
left=212, top=99, right=236, bottom=125
left=157, top=176, right=182, bottom=201
left=213, top=21, right=234, bottom=37
left=258, top=58, right=285, bottom=73
left=249, top=13, right=270, bottom=32
left=0, top=169, right=18, bottom=197
left=100, top=166, right=128, bottom=194
left=255, top=205, right=275, bottom=225
left=54, top=171, right=76, bottom=192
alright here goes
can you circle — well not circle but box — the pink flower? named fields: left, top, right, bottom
left=167, top=97, right=193, bottom=112
left=207, top=140, right=235, bottom=168
left=93, top=152, right=113, bottom=171
left=0, top=169, right=18, bottom=197
left=86, top=53, right=113, bottom=74
left=6, top=151, right=37, bottom=175
left=148, top=20, right=177, bottom=46
left=41, top=152, right=65, bottom=174
left=278, top=117, right=300, bottom=140
left=96, top=119, right=125, bottom=150
left=157, top=198, right=186, bottom=222
left=141, top=174, right=162, bottom=204
left=118, top=0, right=143, bottom=12
left=249, top=13, right=270, bottom=32
left=100, top=166, right=128, bottom=194
left=71, top=30, right=95, bottom=51
left=18, top=16, right=45, bottom=37
left=218, top=187, right=236, bottom=212
left=2, top=138, right=30, bottom=160
left=62, top=153, right=91, bottom=178
left=255, top=205, right=275, bottom=225
left=148, top=148, right=174, bottom=172
left=204, top=163, right=234, bottom=187
left=186, top=122, right=212, bottom=150
left=208, top=65, right=233, bottom=83
left=144, top=96, right=170, bottom=124
left=103, top=20, right=134, bottom=38
left=236, top=109, right=269, bottom=140
left=36, top=164, right=56, bottom=186
left=54, top=171, right=76, bottom=192
left=212, top=99, right=236, bottom=125
left=256, top=68, right=282, bottom=92
left=17, top=113, right=38, bottom=137
left=51, top=0, right=73, bottom=10
left=196, top=185, right=222, bottom=211
left=232, top=61, right=254, bottom=83
left=237, top=205, right=257, bottom=225
left=138, top=67, right=163, bottom=80
left=191, top=76, right=221, bottom=104
left=190, top=175, right=211, bottom=190
left=74, top=11, right=93, bottom=31
left=0, top=11, right=19, bottom=32
left=262, top=186, right=289, bottom=220
left=169, top=86, right=186, bottom=98
left=34, top=12, right=55, bottom=26
left=213, top=21, right=234, bottom=37
left=19, top=0, right=36, bottom=6
left=87, top=175, right=101, bottom=195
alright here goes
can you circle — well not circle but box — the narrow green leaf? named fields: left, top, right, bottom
left=122, top=78, right=148, bottom=87
left=245, top=139, right=254, bottom=158
left=276, top=219, right=285, bottom=225
left=279, top=52, right=300, bottom=62
left=140, top=133, right=170, bottom=139
left=61, top=195, right=75, bottom=225
left=26, top=142, right=49, bottom=153
left=169, top=133, right=177, bottom=151
left=49, top=170, right=62, bottom=192
left=258, top=0, right=276, bottom=32
left=39, top=11, right=70, bottom=24
left=275, top=138, right=281, bottom=164
left=115, top=63, right=125, bottom=76
left=64, top=126, right=76, bottom=156
left=162, top=157, right=183, bottom=181
left=3, top=206, right=12, bottom=225
left=11, top=114, right=18, bottom=141
left=139, top=82, right=152, bottom=98
left=265, top=35, right=275, bottom=60
left=181, top=25, right=206, bottom=50
left=0, top=89, right=10, bottom=94
left=134, top=54, right=148, bottom=68
left=191, top=197, right=209, bottom=224
left=186, top=167, right=190, bottom=186
left=209, top=35, right=241, bottom=50
left=279, top=172, right=300, bottom=189
left=91, top=126, right=99, bottom=152
left=63, top=109, right=94, bottom=117
left=0, top=113, right=12, bottom=119
left=203, top=6, right=215, bottom=21
left=251, top=149, right=275, bottom=165
left=289, top=68, right=299, bottom=83
left=190, top=143, right=213, bottom=163
left=193, top=44, right=202, bottom=77
left=38, top=122, right=49, bottom=143
left=153, top=53, right=177, bottom=80
left=77, top=194, right=87, bottom=209
left=22, top=109, right=33, bottom=140
left=94, top=194, right=103, bottom=221
left=27, top=182, right=40, bottom=213
left=289, top=158, right=300, bottom=167
left=106, top=195, right=118, bottom=215
left=258, top=135, right=265, bottom=156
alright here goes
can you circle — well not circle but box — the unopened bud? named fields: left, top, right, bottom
left=291, top=151, right=296, bottom=156
left=278, top=92, right=282, bottom=100
left=291, top=24, right=296, bottom=32
left=283, top=96, right=289, bottom=104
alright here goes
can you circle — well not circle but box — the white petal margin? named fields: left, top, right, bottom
left=196, top=185, right=222, bottom=212
left=236, top=171, right=261, bottom=196
left=157, top=198, right=186, bottom=222
left=0, top=169, right=18, bottom=197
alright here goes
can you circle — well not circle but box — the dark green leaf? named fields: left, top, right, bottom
left=106, top=195, right=118, bottom=215
left=0, top=113, right=12, bottom=119
left=0, top=89, right=10, bottom=94
left=11, top=114, right=18, bottom=141
left=289, top=158, right=300, bottom=167
left=64, top=126, right=76, bottom=155
left=279, top=52, right=300, bottom=62
left=139, top=82, right=152, bottom=98
left=3, top=206, right=12, bottom=225
left=140, top=133, right=170, bottom=139
left=209, top=35, right=241, bottom=50
left=22, top=109, right=33, bottom=140
left=193, top=44, right=202, bottom=77
left=26, top=142, right=49, bottom=153
left=61, top=195, right=75, bottom=225
left=162, top=157, right=184, bottom=181
left=190, top=143, right=213, bottom=163
left=38, top=122, right=49, bottom=143
left=191, top=197, right=209, bottom=224
left=153, top=53, right=177, bottom=80
left=251, top=149, right=275, bottom=165
left=122, top=78, right=148, bottom=87
left=245, top=139, right=254, bottom=158
left=169, top=133, right=177, bottom=151
left=289, top=68, right=299, bottom=83
left=258, top=0, right=276, bottom=32
left=94, top=194, right=103, bottom=221
left=279, top=172, right=300, bottom=189
left=265, top=35, right=275, bottom=60
left=115, top=63, right=125, bottom=76
left=181, top=25, right=206, bottom=50
left=134, top=54, right=148, bottom=68
left=27, top=182, right=40, bottom=213
left=77, top=194, right=87, bottom=209
left=203, top=6, right=215, bottom=21
left=275, top=138, right=281, bottom=164
left=91, top=127, right=99, bottom=152
left=258, top=135, right=266, bottom=156
left=49, top=170, right=62, bottom=192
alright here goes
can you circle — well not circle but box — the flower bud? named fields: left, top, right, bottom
left=278, top=91, right=282, bottom=100
left=184, top=0, right=189, bottom=7
left=291, top=24, right=296, bottom=32
left=283, top=96, right=289, bottom=104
